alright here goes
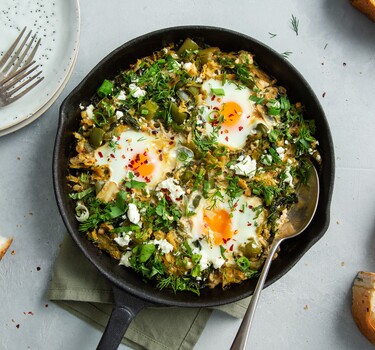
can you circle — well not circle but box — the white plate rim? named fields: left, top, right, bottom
left=0, top=0, right=81, bottom=134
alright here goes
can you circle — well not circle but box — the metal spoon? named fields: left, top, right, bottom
left=230, top=159, right=320, bottom=350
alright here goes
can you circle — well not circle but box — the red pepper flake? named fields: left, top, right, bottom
left=169, top=141, right=174, bottom=145
left=110, top=153, right=115, bottom=158
left=159, top=154, right=163, bottom=161
left=176, top=197, right=182, bottom=201
left=152, top=130, right=158, bottom=135
left=239, top=209, right=244, bottom=213
left=248, top=205, right=253, bottom=209
left=222, top=238, right=229, bottom=244
left=122, top=155, right=125, bottom=159
left=225, top=136, right=229, bottom=142
left=233, top=202, right=238, bottom=208
left=98, top=151, right=103, bottom=158
left=229, top=244, right=234, bottom=251
left=28, top=311, right=34, bottom=315
left=134, top=171, right=140, bottom=177
left=211, top=95, right=216, bottom=101
left=239, top=126, right=243, bottom=131
left=213, top=106, right=219, bottom=111
left=247, top=222, right=252, bottom=226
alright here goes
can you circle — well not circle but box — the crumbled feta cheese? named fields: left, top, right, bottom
left=283, top=166, right=294, bottom=188
left=260, top=154, right=272, bottom=166
left=212, top=256, right=225, bottom=269
left=199, top=254, right=210, bottom=271
left=114, top=232, right=132, bottom=247
left=230, top=155, right=257, bottom=177
left=117, top=90, right=126, bottom=100
left=183, top=62, right=193, bottom=71
left=129, top=83, right=146, bottom=98
left=119, top=251, right=132, bottom=267
left=127, top=203, right=140, bottom=224
left=156, top=178, right=185, bottom=203
left=85, top=104, right=95, bottom=119
left=276, top=146, right=285, bottom=160
left=116, top=110, right=124, bottom=119
left=152, top=239, right=174, bottom=254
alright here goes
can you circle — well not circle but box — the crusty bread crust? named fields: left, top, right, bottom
left=351, top=0, right=375, bottom=22
left=0, top=236, right=13, bottom=260
left=352, top=271, right=375, bottom=345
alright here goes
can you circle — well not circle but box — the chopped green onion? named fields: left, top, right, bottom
left=211, top=87, right=225, bottom=96
left=97, top=79, right=114, bottom=98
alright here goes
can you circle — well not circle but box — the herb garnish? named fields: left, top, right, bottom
left=290, top=14, right=299, bottom=36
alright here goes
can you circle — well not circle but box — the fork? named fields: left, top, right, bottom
left=0, top=27, right=44, bottom=107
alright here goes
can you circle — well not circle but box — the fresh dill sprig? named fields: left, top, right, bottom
left=290, top=14, right=299, bottom=36
left=281, top=51, right=293, bottom=58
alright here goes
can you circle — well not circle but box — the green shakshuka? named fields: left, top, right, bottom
left=68, top=38, right=321, bottom=294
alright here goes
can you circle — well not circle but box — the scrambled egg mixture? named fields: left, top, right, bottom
left=68, top=38, right=321, bottom=294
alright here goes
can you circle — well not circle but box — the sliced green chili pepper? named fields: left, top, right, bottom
left=170, top=102, right=187, bottom=125
left=177, top=38, right=199, bottom=55
left=140, top=100, right=159, bottom=120
left=89, top=127, right=105, bottom=147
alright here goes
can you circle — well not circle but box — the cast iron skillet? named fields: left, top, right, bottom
left=53, top=26, right=335, bottom=349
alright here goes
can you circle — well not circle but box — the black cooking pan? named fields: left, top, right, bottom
left=53, top=26, right=334, bottom=349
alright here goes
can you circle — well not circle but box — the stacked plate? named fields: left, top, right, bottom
left=0, top=0, right=80, bottom=136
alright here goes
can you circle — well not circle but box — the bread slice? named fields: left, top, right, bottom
left=352, top=271, right=375, bottom=344
left=0, top=235, right=13, bottom=260
left=351, top=0, right=375, bottom=22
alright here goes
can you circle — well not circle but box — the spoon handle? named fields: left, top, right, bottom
left=230, top=238, right=283, bottom=350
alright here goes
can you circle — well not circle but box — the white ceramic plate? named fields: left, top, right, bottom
left=0, top=0, right=80, bottom=132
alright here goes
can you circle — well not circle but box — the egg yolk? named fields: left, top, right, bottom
left=129, top=152, right=154, bottom=179
left=203, top=209, right=233, bottom=245
left=220, top=101, right=243, bottom=127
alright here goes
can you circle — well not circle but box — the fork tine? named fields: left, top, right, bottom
left=2, top=29, right=33, bottom=75
left=4, top=70, right=43, bottom=96
left=0, top=60, right=36, bottom=88
left=3, top=75, right=44, bottom=105
left=0, top=27, right=27, bottom=70
left=24, top=38, right=41, bottom=66
left=8, top=32, right=37, bottom=76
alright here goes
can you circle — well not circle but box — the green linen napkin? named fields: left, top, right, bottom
left=48, top=234, right=249, bottom=350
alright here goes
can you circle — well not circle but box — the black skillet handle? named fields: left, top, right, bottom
left=97, top=284, right=156, bottom=350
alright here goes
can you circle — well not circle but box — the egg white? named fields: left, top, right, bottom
left=187, top=194, right=264, bottom=270
left=94, top=129, right=178, bottom=187
left=199, top=79, right=256, bottom=150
